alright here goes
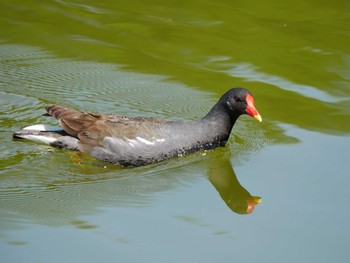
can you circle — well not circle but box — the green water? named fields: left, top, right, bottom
left=1, top=0, right=349, bottom=262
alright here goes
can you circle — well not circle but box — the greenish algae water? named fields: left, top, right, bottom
left=0, top=1, right=349, bottom=262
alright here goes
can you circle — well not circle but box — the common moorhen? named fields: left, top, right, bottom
left=13, top=88, right=262, bottom=166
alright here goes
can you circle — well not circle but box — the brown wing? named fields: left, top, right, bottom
left=46, top=105, right=101, bottom=137
left=45, top=105, right=171, bottom=153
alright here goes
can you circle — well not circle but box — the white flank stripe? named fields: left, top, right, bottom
left=136, top=137, right=155, bottom=145
left=127, top=139, right=137, bottom=147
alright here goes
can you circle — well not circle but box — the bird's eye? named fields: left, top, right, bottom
left=235, top=97, right=243, bottom=103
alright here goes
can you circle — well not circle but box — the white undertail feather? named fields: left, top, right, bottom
left=23, top=124, right=62, bottom=132
left=19, top=134, right=57, bottom=144
left=16, top=124, right=61, bottom=144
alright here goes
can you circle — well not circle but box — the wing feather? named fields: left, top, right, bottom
left=45, top=105, right=173, bottom=160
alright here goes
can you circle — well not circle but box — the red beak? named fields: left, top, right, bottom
left=245, top=94, right=262, bottom=122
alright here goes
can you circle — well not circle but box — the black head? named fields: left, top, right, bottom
left=221, top=88, right=262, bottom=122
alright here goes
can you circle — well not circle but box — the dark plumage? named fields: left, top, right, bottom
left=13, top=88, right=262, bottom=166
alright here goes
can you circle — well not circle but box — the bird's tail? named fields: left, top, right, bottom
left=13, top=124, right=79, bottom=151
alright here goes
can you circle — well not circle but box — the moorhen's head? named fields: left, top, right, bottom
left=222, top=88, right=262, bottom=122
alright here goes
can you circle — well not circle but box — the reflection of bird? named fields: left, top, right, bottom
left=208, top=157, right=262, bottom=214
left=13, top=88, right=262, bottom=166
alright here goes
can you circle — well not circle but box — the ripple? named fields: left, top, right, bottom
left=0, top=44, right=210, bottom=119
left=0, top=156, right=204, bottom=226
left=226, top=62, right=343, bottom=103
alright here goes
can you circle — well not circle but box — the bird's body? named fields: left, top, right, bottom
left=13, top=88, right=262, bottom=166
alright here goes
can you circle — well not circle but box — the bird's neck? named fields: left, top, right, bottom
left=201, top=101, right=241, bottom=142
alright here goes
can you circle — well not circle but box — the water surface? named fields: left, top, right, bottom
left=1, top=1, right=349, bottom=262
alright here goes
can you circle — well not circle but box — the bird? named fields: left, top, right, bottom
left=13, top=88, right=262, bottom=167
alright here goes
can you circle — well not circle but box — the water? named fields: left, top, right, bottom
left=1, top=1, right=349, bottom=262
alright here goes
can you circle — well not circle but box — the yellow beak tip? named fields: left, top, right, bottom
left=254, top=114, right=262, bottom=122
